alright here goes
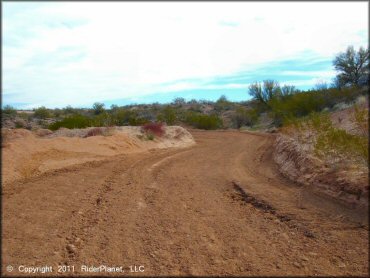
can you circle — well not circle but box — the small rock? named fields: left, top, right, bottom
left=66, top=244, right=76, bottom=253
left=308, top=252, right=318, bottom=257
left=74, top=237, right=82, bottom=247
left=293, top=262, right=301, bottom=268
left=338, top=262, right=346, bottom=268
left=301, top=255, right=309, bottom=261
left=281, top=233, right=290, bottom=240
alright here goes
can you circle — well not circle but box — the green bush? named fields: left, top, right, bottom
left=353, top=104, right=368, bottom=137
left=18, top=112, right=31, bottom=120
left=34, top=106, right=51, bottom=119
left=233, top=107, right=258, bottom=128
left=48, top=114, right=92, bottom=130
left=63, top=105, right=77, bottom=115
left=185, top=112, right=222, bottom=130
left=146, top=133, right=155, bottom=140
left=247, top=81, right=366, bottom=127
left=111, top=108, right=130, bottom=126
left=268, top=91, right=325, bottom=125
left=215, top=95, right=234, bottom=112
left=157, top=106, right=176, bottom=125
left=2, top=105, right=17, bottom=116
left=315, top=127, right=368, bottom=164
left=92, top=102, right=105, bottom=115
left=92, top=112, right=114, bottom=127
left=128, top=115, right=148, bottom=126
left=289, top=112, right=368, bottom=165
left=15, top=120, right=26, bottom=128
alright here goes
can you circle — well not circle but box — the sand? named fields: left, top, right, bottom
left=2, top=126, right=194, bottom=185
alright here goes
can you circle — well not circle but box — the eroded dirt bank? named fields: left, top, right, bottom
left=274, top=134, right=368, bottom=208
left=2, top=130, right=368, bottom=276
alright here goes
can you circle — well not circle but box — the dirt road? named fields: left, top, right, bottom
left=2, top=130, right=368, bottom=276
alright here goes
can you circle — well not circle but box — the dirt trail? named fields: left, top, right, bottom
left=2, top=130, right=368, bottom=276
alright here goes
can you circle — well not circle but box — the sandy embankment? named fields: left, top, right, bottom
left=273, top=134, right=368, bottom=209
left=2, top=126, right=195, bottom=185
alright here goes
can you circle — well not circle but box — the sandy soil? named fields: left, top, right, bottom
left=2, top=129, right=368, bottom=276
left=1, top=126, right=194, bottom=186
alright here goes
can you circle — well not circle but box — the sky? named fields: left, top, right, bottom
left=3, top=1, right=368, bottom=109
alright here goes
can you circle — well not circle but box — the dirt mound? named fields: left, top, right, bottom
left=1, top=126, right=194, bottom=185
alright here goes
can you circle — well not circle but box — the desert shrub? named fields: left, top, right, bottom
left=48, top=114, right=92, bottom=130
left=172, top=97, right=186, bottom=107
left=111, top=108, right=130, bottom=126
left=15, top=119, right=26, bottom=128
left=92, top=102, right=105, bottom=115
left=146, top=133, right=155, bottom=140
left=35, top=129, right=53, bottom=137
left=17, top=112, right=31, bottom=122
left=268, top=91, right=326, bottom=126
left=53, top=108, right=62, bottom=118
left=110, top=104, right=119, bottom=112
left=141, top=122, right=165, bottom=137
left=129, top=115, right=148, bottom=126
left=2, top=105, right=17, bottom=116
left=248, top=80, right=366, bottom=127
left=84, top=127, right=104, bottom=137
left=353, top=105, right=368, bottom=137
left=185, top=112, right=222, bottom=130
left=233, top=107, right=258, bottom=128
left=315, top=127, right=368, bottom=164
left=289, top=112, right=368, bottom=165
left=63, top=105, right=77, bottom=115
left=34, top=106, right=51, bottom=119
left=92, top=112, right=114, bottom=127
left=215, top=95, right=234, bottom=112
left=157, top=106, right=176, bottom=125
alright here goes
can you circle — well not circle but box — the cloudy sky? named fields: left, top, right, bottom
left=3, top=2, right=368, bottom=109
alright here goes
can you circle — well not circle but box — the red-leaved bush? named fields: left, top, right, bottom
left=141, top=122, right=165, bottom=137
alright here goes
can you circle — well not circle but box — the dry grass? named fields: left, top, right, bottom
left=83, top=127, right=115, bottom=138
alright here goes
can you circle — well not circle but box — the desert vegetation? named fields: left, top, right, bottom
left=3, top=47, right=368, bottom=135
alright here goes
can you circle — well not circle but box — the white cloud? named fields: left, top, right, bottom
left=3, top=2, right=368, bottom=108
left=280, top=70, right=337, bottom=78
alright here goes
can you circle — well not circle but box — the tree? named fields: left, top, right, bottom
left=314, top=80, right=328, bottom=91
left=92, top=102, right=105, bottom=115
left=281, top=85, right=296, bottom=96
left=215, top=95, right=232, bottom=111
left=248, top=80, right=281, bottom=105
left=333, top=46, right=369, bottom=88
left=63, top=105, right=75, bottom=115
left=110, top=104, right=119, bottom=112
left=172, top=97, right=186, bottom=107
